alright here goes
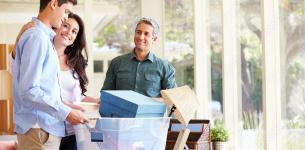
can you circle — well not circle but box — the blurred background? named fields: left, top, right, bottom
left=1, top=0, right=305, bottom=149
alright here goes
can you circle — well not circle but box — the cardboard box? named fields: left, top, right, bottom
left=100, top=90, right=166, bottom=117
left=74, top=102, right=100, bottom=119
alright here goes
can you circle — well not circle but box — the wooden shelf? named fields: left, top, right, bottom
left=0, top=44, right=14, bottom=135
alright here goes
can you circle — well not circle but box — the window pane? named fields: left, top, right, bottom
left=239, top=0, right=263, bottom=149
left=93, top=0, right=141, bottom=54
left=280, top=0, right=305, bottom=149
left=91, top=0, right=141, bottom=97
left=210, top=0, right=224, bottom=123
left=165, top=0, right=194, bottom=88
left=94, top=60, right=104, bottom=73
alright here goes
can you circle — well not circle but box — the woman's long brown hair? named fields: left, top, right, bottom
left=65, top=13, right=88, bottom=96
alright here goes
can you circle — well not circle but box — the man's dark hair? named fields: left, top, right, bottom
left=39, top=0, right=77, bottom=12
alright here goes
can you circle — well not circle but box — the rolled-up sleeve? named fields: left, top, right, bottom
left=102, top=59, right=117, bottom=90
left=162, top=61, right=177, bottom=89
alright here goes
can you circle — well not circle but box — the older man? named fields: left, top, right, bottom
left=102, top=17, right=177, bottom=97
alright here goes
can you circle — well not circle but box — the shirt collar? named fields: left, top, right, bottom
left=130, top=49, right=155, bottom=62
left=32, top=17, right=56, bottom=41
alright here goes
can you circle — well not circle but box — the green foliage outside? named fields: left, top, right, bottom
left=283, top=1, right=305, bottom=130
left=286, top=120, right=305, bottom=129
left=165, top=0, right=194, bottom=45
left=93, top=0, right=140, bottom=53
left=172, top=54, right=194, bottom=88
left=94, top=24, right=117, bottom=47
left=210, top=2, right=264, bottom=118
left=243, top=111, right=259, bottom=129
left=240, top=28, right=263, bottom=113
left=211, top=51, right=223, bottom=104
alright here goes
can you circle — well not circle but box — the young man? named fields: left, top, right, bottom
left=102, top=17, right=177, bottom=97
left=13, top=0, right=88, bottom=149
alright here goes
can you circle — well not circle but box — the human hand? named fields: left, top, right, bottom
left=82, top=96, right=100, bottom=104
left=13, top=21, right=36, bottom=58
left=18, top=21, right=35, bottom=40
left=66, top=109, right=89, bottom=125
left=95, top=98, right=100, bottom=104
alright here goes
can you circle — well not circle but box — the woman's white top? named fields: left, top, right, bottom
left=60, top=69, right=85, bottom=135
left=59, top=69, right=85, bottom=103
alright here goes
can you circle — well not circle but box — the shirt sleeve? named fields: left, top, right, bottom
left=17, top=33, right=71, bottom=121
left=8, top=52, right=14, bottom=75
left=161, top=61, right=177, bottom=89
left=101, top=59, right=117, bottom=90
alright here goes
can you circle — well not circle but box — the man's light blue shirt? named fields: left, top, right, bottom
left=13, top=18, right=71, bottom=137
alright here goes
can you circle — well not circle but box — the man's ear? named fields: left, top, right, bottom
left=50, top=0, right=58, bottom=10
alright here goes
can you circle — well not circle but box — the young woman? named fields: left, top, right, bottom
left=11, top=13, right=99, bottom=150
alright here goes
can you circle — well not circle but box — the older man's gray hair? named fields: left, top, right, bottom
left=136, top=17, right=160, bottom=37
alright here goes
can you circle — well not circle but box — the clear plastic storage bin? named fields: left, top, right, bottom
left=74, top=117, right=170, bottom=150
left=74, top=123, right=100, bottom=150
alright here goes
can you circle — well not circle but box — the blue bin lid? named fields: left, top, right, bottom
left=101, top=90, right=166, bottom=114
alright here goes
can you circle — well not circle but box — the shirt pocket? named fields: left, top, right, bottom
left=144, top=73, right=159, bottom=81
left=116, top=71, right=131, bottom=88
left=144, top=73, right=161, bottom=89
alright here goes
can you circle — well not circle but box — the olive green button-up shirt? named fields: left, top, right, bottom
left=101, top=51, right=177, bottom=97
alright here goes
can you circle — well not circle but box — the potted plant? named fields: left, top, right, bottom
left=211, top=124, right=229, bottom=150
